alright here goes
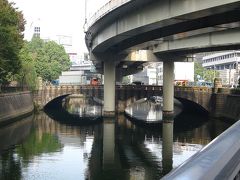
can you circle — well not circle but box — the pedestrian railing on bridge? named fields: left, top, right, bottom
left=162, top=119, right=240, bottom=180
left=0, top=86, right=29, bottom=94
left=87, top=0, right=131, bottom=28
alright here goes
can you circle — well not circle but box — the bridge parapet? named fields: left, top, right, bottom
left=87, top=0, right=130, bottom=28
left=34, top=85, right=162, bottom=110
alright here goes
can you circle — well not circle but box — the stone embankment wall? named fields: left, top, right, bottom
left=0, top=91, right=34, bottom=126
left=220, top=94, right=240, bottom=121
left=174, top=86, right=240, bottom=121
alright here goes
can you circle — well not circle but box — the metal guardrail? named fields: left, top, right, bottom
left=86, top=0, right=131, bottom=28
left=162, top=120, right=240, bottom=180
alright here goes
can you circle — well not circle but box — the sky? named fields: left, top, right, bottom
left=10, top=0, right=108, bottom=54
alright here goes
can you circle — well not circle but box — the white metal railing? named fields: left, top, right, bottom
left=86, top=0, right=131, bottom=29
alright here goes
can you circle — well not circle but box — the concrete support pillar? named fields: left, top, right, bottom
left=103, top=118, right=115, bottom=168
left=162, top=119, right=173, bottom=174
left=163, top=61, right=174, bottom=114
left=104, top=60, right=116, bottom=117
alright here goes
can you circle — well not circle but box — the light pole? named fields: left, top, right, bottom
left=213, top=65, right=215, bottom=80
left=83, top=0, right=88, bottom=32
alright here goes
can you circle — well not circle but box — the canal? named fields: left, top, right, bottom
left=0, top=96, right=233, bottom=180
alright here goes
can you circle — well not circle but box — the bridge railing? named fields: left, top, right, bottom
left=35, top=85, right=216, bottom=93
left=87, top=0, right=131, bottom=28
left=174, top=86, right=212, bottom=93
left=162, top=119, right=240, bottom=180
left=0, top=86, right=29, bottom=94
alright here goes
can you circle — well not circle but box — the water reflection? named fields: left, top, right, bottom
left=0, top=115, right=33, bottom=180
left=65, top=95, right=102, bottom=117
left=0, top=114, right=34, bottom=153
left=162, top=119, right=173, bottom=174
left=125, top=98, right=163, bottom=122
left=125, top=97, right=182, bottom=124
left=44, top=96, right=103, bottom=125
left=103, top=118, right=115, bottom=168
left=0, top=107, right=233, bottom=180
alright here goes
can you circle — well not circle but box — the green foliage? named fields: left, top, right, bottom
left=194, top=61, right=219, bottom=82
left=0, top=0, right=25, bottom=84
left=0, top=150, right=22, bottom=180
left=17, top=45, right=38, bottom=90
left=25, top=37, right=71, bottom=82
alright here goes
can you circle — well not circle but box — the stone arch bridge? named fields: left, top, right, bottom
left=33, top=85, right=240, bottom=120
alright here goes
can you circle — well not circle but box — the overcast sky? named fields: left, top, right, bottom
left=10, top=0, right=108, bottom=54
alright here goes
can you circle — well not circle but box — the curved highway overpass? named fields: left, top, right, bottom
left=85, top=0, right=240, bottom=116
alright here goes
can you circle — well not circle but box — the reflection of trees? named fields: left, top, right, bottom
left=15, top=128, right=63, bottom=165
left=0, top=149, right=22, bottom=180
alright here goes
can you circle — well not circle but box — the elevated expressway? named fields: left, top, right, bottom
left=85, top=0, right=240, bottom=116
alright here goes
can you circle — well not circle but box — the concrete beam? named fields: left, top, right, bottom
left=87, top=0, right=240, bottom=53
left=153, top=28, right=240, bottom=55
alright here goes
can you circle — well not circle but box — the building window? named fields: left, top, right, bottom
left=34, top=27, right=40, bottom=33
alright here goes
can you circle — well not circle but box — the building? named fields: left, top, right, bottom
left=131, top=62, right=194, bottom=85
left=59, top=54, right=100, bottom=85
left=202, top=51, right=240, bottom=86
left=132, top=64, right=157, bottom=85
left=174, top=62, right=194, bottom=82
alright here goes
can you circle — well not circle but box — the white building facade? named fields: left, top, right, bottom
left=202, top=51, right=240, bottom=86
left=131, top=62, right=194, bottom=85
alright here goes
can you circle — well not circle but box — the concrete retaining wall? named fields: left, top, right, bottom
left=0, top=91, right=34, bottom=126
left=221, top=95, right=240, bottom=120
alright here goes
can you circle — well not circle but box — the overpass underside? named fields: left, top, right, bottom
left=85, top=0, right=240, bottom=117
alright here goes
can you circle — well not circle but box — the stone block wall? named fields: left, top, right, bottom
left=0, top=91, right=34, bottom=126
left=221, top=95, right=240, bottom=120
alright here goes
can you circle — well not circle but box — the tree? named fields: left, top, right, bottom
left=25, top=37, right=71, bottom=82
left=0, top=0, right=25, bottom=84
left=17, top=43, right=38, bottom=90
left=194, top=61, right=219, bottom=82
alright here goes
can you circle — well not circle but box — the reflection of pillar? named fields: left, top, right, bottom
left=163, top=61, right=174, bottom=114
left=162, top=119, right=173, bottom=175
left=103, top=118, right=115, bottom=168
left=104, top=60, right=115, bottom=117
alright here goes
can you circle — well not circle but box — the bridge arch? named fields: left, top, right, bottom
left=174, top=97, right=209, bottom=115
left=44, top=94, right=70, bottom=109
